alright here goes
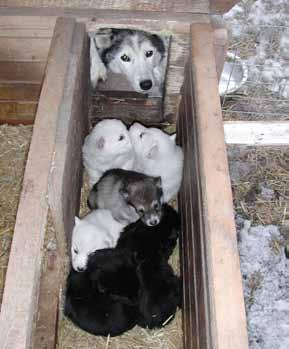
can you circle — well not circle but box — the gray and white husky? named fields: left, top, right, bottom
left=88, top=169, right=164, bottom=226
left=90, top=29, right=167, bottom=95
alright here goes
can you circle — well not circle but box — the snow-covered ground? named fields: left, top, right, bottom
left=223, top=0, right=289, bottom=107
left=224, top=1, right=289, bottom=347
left=237, top=220, right=289, bottom=349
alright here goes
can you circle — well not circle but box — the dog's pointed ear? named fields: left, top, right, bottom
left=154, top=176, right=162, bottom=189
left=96, top=136, right=105, bottom=149
left=74, top=216, right=81, bottom=226
left=170, top=133, right=177, bottom=143
left=146, top=143, right=158, bottom=159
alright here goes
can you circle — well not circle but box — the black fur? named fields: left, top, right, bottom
left=136, top=257, right=182, bottom=329
left=116, top=204, right=180, bottom=260
left=65, top=248, right=139, bottom=337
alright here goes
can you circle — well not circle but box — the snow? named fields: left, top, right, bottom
left=224, top=0, right=289, bottom=99
left=238, top=220, right=289, bottom=348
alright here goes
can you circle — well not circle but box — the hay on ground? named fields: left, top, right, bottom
left=0, top=124, right=33, bottom=305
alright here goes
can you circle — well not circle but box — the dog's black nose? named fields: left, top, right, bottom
left=140, top=80, right=152, bottom=90
left=77, top=266, right=85, bottom=272
left=149, top=219, right=158, bottom=226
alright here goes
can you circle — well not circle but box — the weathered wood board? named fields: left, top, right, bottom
left=178, top=22, right=248, bottom=349
left=0, top=17, right=87, bottom=349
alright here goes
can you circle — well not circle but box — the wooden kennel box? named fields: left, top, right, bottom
left=0, top=4, right=247, bottom=349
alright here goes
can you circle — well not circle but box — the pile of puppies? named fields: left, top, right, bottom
left=65, top=119, right=184, bottom=337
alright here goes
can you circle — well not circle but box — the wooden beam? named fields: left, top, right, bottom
left=210, top=0, right=239, bottom=14
left=33, top=21, right=89, bottom=349
left=0, top=17, right=76, bottom=349
left=178, top=23, right=248, bottom=349
left=224, top=121, right=289, bottom=145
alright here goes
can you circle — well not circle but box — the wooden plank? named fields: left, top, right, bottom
left=211, top=16, right=228, bottom=81
left=210, top=0, right=239, bottom=13
left=0, top=101, right=37, bottom=124
left=33, top=22, right=89, bottom=349
left=0, top=83, right=41, bottom=101
left=0, top=37, right=50, bottom=61
left=0, top=6, right=210, bottom=23
left=0, top=1, right=209, bottom=13
left=188, top=22, right=248, bottom=349
left=0, top=62, right=46, bottom=82
left=0, top=17, right=76, bottom=349
left=224, top=121, right=289, bottom=145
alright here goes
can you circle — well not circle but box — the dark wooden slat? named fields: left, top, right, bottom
left=0, top=101, right=37, bottom=124
left=0, top=62, right=46, bottom=83
left=0, top=83, right=41, bottom=101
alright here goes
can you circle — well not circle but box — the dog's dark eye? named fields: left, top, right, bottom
left=145, top=50, right=153, bottom=58
left=118, top=134, right=125, bottom=141
left=140, top=132, right=145, bottom=138
left=121, top=54, right=130, bottom=62
left=73, top=249, right=78, bottom=254
left=138, top=208, right=145, bottom=215
left=153, top=203, right=160, bottom=210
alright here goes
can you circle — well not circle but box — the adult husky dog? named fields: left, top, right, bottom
left=90, top=29, right=167, bottom=95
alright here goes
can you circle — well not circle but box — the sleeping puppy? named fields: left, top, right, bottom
left=71, top=209, right=125, bottom=272
left=136, top=257, right=182, bottom=329
left=82, top=119, right=135, bottom=188
left=116, top=204, right=180, bottom=261
left=65, top=248, right=139, bottom=337
left=129, top=122, right=184, bottom=202
left=88, top=169, right=163, bottom=226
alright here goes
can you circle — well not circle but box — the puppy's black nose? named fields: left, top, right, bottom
left=149, top=219, right=158, bottom=226
left=140, top=80, right=152, bottom=90
left=77, top=266, right=85, bottom=272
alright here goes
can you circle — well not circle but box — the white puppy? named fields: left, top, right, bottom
left=71, top=209, right=125, bottom=272
left=129, top=123, right=184, bottom=202
left=82, top=119, right=135, bottom=187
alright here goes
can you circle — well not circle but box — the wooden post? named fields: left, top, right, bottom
left=0, top=17, right=83, bottom=349
left=178, top=22, right=248, bottom=349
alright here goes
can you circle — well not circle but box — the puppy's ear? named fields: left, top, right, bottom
left=154, top=176, right=162, bottom=189
left=96, top=136, right=105, bottom=149
left=170, top=133, right=177, bottom=143
left=146, top=143, right=158, bottom=159
left=74, top=216, right=81, bottom=226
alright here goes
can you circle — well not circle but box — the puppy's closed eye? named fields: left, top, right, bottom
left=118, top=134, right=125, bottom=141
left=73, top=248, right=78, bottom=254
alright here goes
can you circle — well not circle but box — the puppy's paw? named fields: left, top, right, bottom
left=90, top=63, right=107, bottom=88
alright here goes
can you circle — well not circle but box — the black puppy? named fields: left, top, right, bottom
left=136, top=257, right=182, bottom=329
left=65, top=248, right=139, bottom=337
left=116, top=204, right=180, bottom=261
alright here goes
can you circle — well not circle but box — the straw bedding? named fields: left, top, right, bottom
left=0, top=124, right=33, bottom=305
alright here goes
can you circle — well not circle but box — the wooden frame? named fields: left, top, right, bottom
left=178, top=23, right=248, bottom=349
left=0, top=13, right=248, bottom=349
left=0, top=18, right=89, bottom=348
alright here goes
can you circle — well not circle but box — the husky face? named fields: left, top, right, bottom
left=102, top=30, right=166, bottom=94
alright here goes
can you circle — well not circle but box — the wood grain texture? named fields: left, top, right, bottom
left=185, top=22, right=248, bottom=349
left=33, top=21, right=89, bottom=349
left=0, top=0, right=209, bottom=13
left=224, top=121, right=289, bottom=145
left=0, top=17, right=76, bottom=349
left=0, top=62, right=45, bottom=83
left=210, top=0, right=239, bottom=14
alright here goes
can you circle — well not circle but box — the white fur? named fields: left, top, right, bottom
left=71, top=209, right=125, bottom=271
left=129, top=123, right=184, bottom=202
left=82, top=119, right=135, bottom=187
left=90, top=37, right=108, bottom=88
left=107, top=34, right=166, bottom=95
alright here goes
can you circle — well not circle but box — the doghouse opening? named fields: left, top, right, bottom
left=89, top=28, right=171, bottom=125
